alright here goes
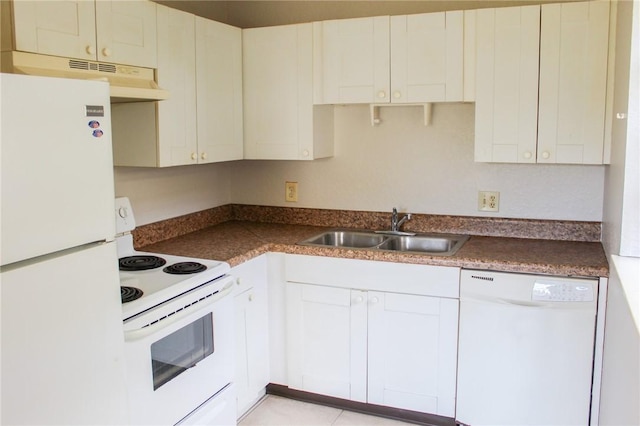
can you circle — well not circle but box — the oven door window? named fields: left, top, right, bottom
left=150, top=313, right=214, bottom=390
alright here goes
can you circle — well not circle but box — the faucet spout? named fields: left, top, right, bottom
left=391, top=207, right=411, bottom=232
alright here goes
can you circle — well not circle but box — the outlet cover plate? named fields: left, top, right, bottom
left=285, top=181, right=298, bottom=202
left=478, top=191, right=499, bottom=212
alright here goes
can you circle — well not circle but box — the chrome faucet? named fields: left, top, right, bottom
left=391, top=207, right=411, bottom=232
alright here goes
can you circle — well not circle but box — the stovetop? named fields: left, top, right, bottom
left=119, top=249, right=230, bottom=320
left=114, top=197, right=230, bottom=320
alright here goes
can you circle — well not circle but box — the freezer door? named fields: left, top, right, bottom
left=0, top=73, right=116, bottom=266
left=0, top=242, right=128, bottom=425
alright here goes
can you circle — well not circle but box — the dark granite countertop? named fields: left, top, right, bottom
left=140, top=220, right=609, bottom=278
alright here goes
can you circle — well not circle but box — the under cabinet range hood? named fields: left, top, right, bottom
left=0, top=51, right=169, bottom=103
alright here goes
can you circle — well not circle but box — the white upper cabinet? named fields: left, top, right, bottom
left=470, top=1, right=610, bottom=164
left=538, top=0, right=610, bottom=164
left=316, top=12, right=464, bottom=104
left=11, top=0, right=96, bottom=61
left=317, top=16, right=390, bottom=104
left=195, top=17, right=244, bottom=163
left=243, top=23, right=334, bottom=160
left=156, top=5, right=197, bottom=166
left=112, top=7, right=242, bottom=167
left=390, top=12, right=464, bottom=103
left=11, top=0, right=157, bottom=68
left=470, top=5, right=541, bottom=163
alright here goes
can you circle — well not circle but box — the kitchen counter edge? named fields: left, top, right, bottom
left=139, top=221, right=609, bottom=278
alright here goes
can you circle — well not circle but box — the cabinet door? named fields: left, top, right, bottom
left=243, top=24, right=314, bottom=160
left=95, top=0, right=157, bottom=67
left=368, top=292, right=458, bottom=417
left=235, top=287, right=270, bottom=417
left=319, top=16, right=390, bottom=104
left=286, top=283, right=367, bottom=402
left=473, top=5, right=540, bottom=163
left=233, top=257, right=270, bottom=418
left=195, top=17, right=243, bottom=163
left=538, top=1, right=609, bottom=164
left=156, top=5, right=197, bottom=167
left=391, top=11, right=463, bottom=103
left=12, top=0, right=96, bottom=60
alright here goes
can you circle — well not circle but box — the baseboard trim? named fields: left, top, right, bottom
left=265, top=383, right=456, bottom=426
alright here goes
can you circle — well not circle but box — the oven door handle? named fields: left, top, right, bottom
left=124, top=284, right=233, bottom=342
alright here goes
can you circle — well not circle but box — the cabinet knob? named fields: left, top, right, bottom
left=355, top=296, right=364, bottom=304
left=101, top=47, right=112, bottom=57
left=248, top=294, right=254, bottom=302
left=393, top=91, right=401, bottom=99
left=523, top=151, right=532, bottom=159
left=370, top=297, right=379, bottom=304
left=236, top=277, right=242, bottom=286
left=85, top=45, right=94, bottom=55
left=301, top=150, right=310, bottom=157
left=191, top=152, right=197, bottom=160
left=377, top=90, right=387, bottom=99
left=201, top=152, right=208, bottom=160
left=541, top=151, right=550, bottom=159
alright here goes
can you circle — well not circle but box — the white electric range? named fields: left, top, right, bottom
left=114, top=197, right=236, bottom=426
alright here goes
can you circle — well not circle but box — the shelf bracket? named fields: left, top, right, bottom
left=369, top=103, right=433, bottom=126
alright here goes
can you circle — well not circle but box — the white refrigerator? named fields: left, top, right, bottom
left=0, top=73, right=128, bottom=424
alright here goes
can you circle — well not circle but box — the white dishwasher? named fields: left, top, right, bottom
left=456, top=269, right=598, bottom=426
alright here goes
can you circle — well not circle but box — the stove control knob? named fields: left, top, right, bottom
left=118, top=207, right=128, bottom=219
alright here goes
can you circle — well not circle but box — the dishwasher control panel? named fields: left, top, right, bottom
left=532, top=281, right=594, bottom=302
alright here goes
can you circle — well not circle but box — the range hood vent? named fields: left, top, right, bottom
left=1, top=51, right=169, bottom=103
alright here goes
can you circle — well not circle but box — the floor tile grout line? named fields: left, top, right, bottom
left=330, top=408, right=345, bottom=425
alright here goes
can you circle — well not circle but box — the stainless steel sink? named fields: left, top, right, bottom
left=299, top=230, right=468, bottom=256
left=377, top=234, right=468, bottom=254
left=301, top=231, right=387, bottom=248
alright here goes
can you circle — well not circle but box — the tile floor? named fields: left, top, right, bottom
left=239, top=395, right=418, bottom=426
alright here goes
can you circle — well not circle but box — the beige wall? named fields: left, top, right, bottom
left=230, top=103, right=605, bottom=221
left=154, top=0, right=584, bottom=29
left=598, top=257, right=640, bottom=425
left=599, top=2, right=640, bottom=425
left=113, top=162, right=233, bottom=225
left=603, top=0, right=640, bottom=258
left=115, top=102, right=606, bottom=225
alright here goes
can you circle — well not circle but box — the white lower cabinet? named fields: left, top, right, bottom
left=285, top=254, right=459, bottom=418
left=368, top=291, right=458, bottom=415
left=286, top=284, right=367, bottom=402
left=232, top=255, right=270, bottom=418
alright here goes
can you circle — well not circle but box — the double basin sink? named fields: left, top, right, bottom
left=299, top=230, right=469, bottom=256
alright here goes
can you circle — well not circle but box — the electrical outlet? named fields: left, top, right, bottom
left=285, top=181, right=298, bottom=202
left=478, top=191, right=499, bottom=212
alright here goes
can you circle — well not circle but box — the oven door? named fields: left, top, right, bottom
left=123, top=276, right=235, bottom=425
